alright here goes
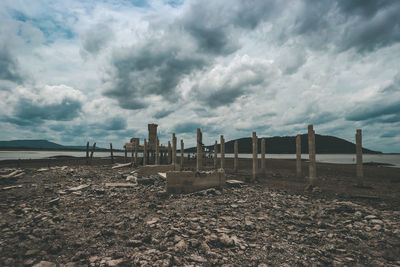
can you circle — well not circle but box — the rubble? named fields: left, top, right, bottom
left=0, top=164, right=399, bottom=266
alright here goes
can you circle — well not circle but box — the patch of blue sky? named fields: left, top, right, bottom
left=9, top=8, right=76, bottom=44
left=166, top=0, right=184, bottom=7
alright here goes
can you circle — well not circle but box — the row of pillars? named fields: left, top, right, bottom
left=128, top=124, right=364, bottom=185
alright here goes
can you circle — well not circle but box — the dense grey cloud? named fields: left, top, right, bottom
left=103, top=39, right=208, bottom=109
left=103, top=116, right=127, bottom=131
left=153, top=109, right=174, bottom=119
left=80, top=23, right=114, bottom=57
left=0, top=45, right=24, bottom=85
left=14, top=98, right=82, bottom=121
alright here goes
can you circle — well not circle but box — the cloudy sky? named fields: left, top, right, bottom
left=0, top=0, right=399, bottom=152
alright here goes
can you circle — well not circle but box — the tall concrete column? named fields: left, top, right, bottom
left=252, top=132, right=258, bottom=181
left=168, top=141, right=172, bottom=164
left=143, top=139, right=147, bottom=166
left=214, top=140, right=218, bottom=169
left=308, top=125, right=317, bottom=185
left=155, top=137, right=160, bottom=165
left=261, top=138, right=265, bottom=174
left=134, top=140, right=138, bottom=164
left=296, top=134, right=302, bottom=178
left=172, top=133, right=177, bottom=169
left=196, top=128, right=202, bottom=171
left=180, top=139, right=184, bottom=170
left=234, top=140, right=238, bottom=172
left=220, top=135, right=225, bottom=170
left=356, top=129, right=363, bottom=183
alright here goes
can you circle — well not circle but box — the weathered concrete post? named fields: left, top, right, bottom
left=131, top=144, right=134, bottom=164
left=86, top=142, right=89, bottom=158
left=214, top=140, right=218, bottom=169
left=296, top=134, right=302, bottom=178
left=308, top=125, right=317, bottom=185
left=196, top=128, right=202, bottom=171
left=261, top=138, right=265, bottom=174
left=180, top=139, right=184, bottom=170
left=252, top=132, right=258, bottom=181
left=155, top=137, right=160, bottom=165
left=234, top=140, right=238, bottom=172
left=90, top=143, right=96, bottom=159
left=110, top=143, right=114, bottom=164
left=134, top=140, right=138, bottom=164
left=220, top=135, right=225, bottom=170
left=172, top=133, right=177, bottom=168
left=143, top=139, right=147, bottom=165
left=168, top=141, right=172, bottom=164
left=124, top=146, right=127, bottom=163
left=356, top=129, right=363, bottom=183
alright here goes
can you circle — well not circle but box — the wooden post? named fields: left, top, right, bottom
left=90, top=142, right=96, bottom=159
left=296, top=134, right=302, bottom=178
left=220, top=135, right=225, bottom=170
left=261, top=138, right=265, bottom=174
left=180, top=139, right=184, bottom=170
left=110, top=143, right=114, bottom=164
left=308, top=125, right=317, bottom=185
left=155, top=137, right=160, bottom=165
left=124, top=146, right=127, bottom=163
left=234, top=140, right=238, bottom=172
left=143, top=139, right=147, bottom=165
left=214, top=140, right=218, bottom=169
left=356, top=129, right=363, bottom=184
left=252, top=132, right=257, bottom=181
left=172, top=133, right=177, bottom=168
left=196, top=128, right=202, bottom=171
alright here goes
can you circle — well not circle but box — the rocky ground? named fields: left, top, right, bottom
left=0, top=159, right=399, bottom=266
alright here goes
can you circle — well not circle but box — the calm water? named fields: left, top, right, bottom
left=1, top=151, right=399, bottom=168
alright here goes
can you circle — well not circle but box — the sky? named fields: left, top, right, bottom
left=0, top=0, right=399, bottom=152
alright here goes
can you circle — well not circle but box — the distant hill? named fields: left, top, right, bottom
left=185, top=134, right=381, bottom=154
left=0, top=140, right=108, bottom=151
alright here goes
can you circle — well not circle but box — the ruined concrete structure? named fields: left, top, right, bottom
left=122, top=123, right=365, bottom=193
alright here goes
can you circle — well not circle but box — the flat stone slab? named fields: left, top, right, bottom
left=226, top=180, right=245, bottom=187
left=166, top=170, right=226, bottom=194
left=105, top=183, right=137, bottom=188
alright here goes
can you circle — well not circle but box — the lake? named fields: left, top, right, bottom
left=1, top=151, right=399, bottom=168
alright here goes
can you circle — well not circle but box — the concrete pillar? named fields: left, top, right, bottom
left=234, top=140, right=238, bottom=172
left=252, top=132, right=258, bottom=181
left=86, top=142, right=89, bottom=158
left=196, top=128, right=202, bottom=171
left=134, top=140, right=138, bottom=164
left=172, top=133, right=177, bottom=166
left=155, top=137, right=160, bottom=165
left=110, top=143, right=114, bottom=164
left=143, top=139, right=147, bottom=165
left=356, top=129, right=363, bottom=182
left=180, top=139, right=184, bottom=170
left=168, top=141, right=172, bottom=164
left=261, top=138, right=265, bottom=174
left=308, top=125, right=317, bottom=185
left=214, top=140, right=218, bottom=169
left=296, top=134, right=302, bottom=178
left=124, top=146, right=127, bottom=163
left=220, top=135, right=225, bottom=170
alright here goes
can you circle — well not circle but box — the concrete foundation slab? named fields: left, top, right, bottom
left=166, top=170, right=226, bottom=193
left=137, top=165, right=176, bottom=177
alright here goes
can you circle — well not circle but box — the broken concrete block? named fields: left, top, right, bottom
left=136, top=165, right=176, bottom=177
left=166, top=169, right=225, bottom=194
